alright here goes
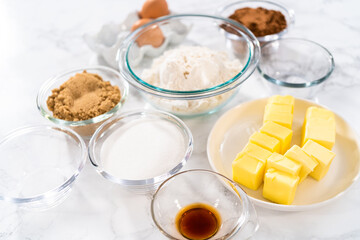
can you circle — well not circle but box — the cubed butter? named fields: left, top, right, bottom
left=302, top=107, right=336, bottom=150
left=268, top=95, right=295, bottom=109
left=232, top=154, right=265, bottom=190
left=249, top=132, right=281, bottom=153
left=260, top=121, right=293, bottom=154
left=264, top=111, right=293, bottom=129
left=240, top=142, right=272, bottom=163
left=305, top=106, right=335, bottom=122
left=284, top=145, right=318, bottom=182
left=302, top=140, right=336, bottom=181
left=263, top=168, right=300, bottom=205
left=265, top=103, right=293, bottom=114
left=266, top=152, right=302, bottom=176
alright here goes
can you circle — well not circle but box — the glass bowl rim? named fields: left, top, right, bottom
left=257, top=38, right=335, bottom=88
left=118, top=13, right=260, bottom=99
left=216, top=0, right=295, bottom=42
left=150, top=169, right=252, bottom=240
left=0, top=124, right=87, bottom=204
left=88, top=110, right=194, bottom=187
left=36, top=65, right=129, bottom=127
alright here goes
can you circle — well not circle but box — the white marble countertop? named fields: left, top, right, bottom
left=1, top=0, right=360, bottom=239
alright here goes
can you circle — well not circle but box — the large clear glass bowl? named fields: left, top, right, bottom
left=151, top=169, right=258, bottom=239
left=88, top=110, right=193, bottom=193
left=118, top=14, right=260, bottom=117
left=0, top=125, right=86, bottom=210
left=257, top=38, right=335, bottom=99
left=37, top=66, right=129, bottom=139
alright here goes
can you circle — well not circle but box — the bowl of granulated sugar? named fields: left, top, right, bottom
left=88, top=110, right=193, bottom=193
left=37, top=66, right=129, bottom=139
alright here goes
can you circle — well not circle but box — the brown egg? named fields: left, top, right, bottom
left=131, top=18, right=153, bottom=32
left=139, top=0, right=170, bottom=19
left=131, top=18, right=165, bottom=48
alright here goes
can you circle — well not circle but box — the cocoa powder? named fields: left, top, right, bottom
left=47, top=71, right=121, bottom=121
left=229, top=7, right=287, bottom=37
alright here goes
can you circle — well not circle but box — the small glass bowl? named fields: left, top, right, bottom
left=217, top=0, right=295, bottom=44
left=0, top=125, right=86, bottom=210
left=118, top=14, right=260, bottom=117
left=151, top=169, right=258, bottom=239
left=37, top=66, right=129, bottom=139
left=257, top=38, right=335, bottom=99
left=88, top=110, right=193, bottom=193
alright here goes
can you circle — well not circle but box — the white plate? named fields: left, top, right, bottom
left=207, top=97, right=360, bottom=211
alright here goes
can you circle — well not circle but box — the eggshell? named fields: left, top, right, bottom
left=139, top=0, right=169, bottom=19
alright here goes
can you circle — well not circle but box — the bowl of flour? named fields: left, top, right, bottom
left=118, top=14, right=260, bottom=116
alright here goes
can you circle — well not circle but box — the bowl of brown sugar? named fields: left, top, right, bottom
left=217, top=0, right=294, bottom=45
left=37, top=66, right=129, bottom=139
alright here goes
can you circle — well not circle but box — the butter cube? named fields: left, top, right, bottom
left=232, top=154, right=265, bottom=190
left=266, top=152, right=302, bottom=176
left=249, top=132, right=281, bottom=153
left=268, top=95, right=295, bottom=109
left=264, top=111, right=293, bottom=129
left=260, top=121, right=293, bottom=154
left=305, top=106, right=335, bottom=123
left=284, top=145, right=318, bottom=182
left=302, top=140, right=336, bottom=181
left=302, top=107, right=336, bottom=150
left=265, top=103, right=293, bottom=114
left=242, top=142, right=272, bottom=163
left=263, top=168, right=300, bottom=205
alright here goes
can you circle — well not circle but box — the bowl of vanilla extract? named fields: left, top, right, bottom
left=151, top=169, right=259, bottom=239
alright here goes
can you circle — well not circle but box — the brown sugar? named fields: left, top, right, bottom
left=229, top=7, right=287, bottom=37
left=47, top=71, right=121, bottom=121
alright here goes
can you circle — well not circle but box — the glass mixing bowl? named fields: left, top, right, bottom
left=217, top=0, right=295, bottom=44
left=88, top=110, right=193, bottom=193
left=257, top=38, right=335, bottom=100
left=37, top=66, right=129, bottom=139
left=0, top=125, right=86, bottom=210
left=118, top=14, right=260, bottom=117
left=151, top=169, right=258, bottom=239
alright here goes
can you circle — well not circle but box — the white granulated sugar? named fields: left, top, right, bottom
left=100, top=118, right=186, bottom=180
left=142, top=46, right=241, bottom=91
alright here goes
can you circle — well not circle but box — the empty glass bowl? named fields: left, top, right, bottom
left=257, top=38, right=335, bottom=99
left=151, top=169, right=258, bottom=239
left=88, top=110, right=193, bottom=193
left=217, top=0, right=295, bottom=44
left=118, top=14, right=260, bottom=117
left=37, top=66, right=129, bottom=139
left=0, top=125, right=86, bottom=210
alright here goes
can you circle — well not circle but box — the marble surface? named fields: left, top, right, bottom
left=1, top=0, right=360, bottom=239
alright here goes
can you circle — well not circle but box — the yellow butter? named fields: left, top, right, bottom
left=305, top=106, right=335, bottom=123
left=284, top=145, right=318, bottom=183
left=232, top=154, right=265, bottom=190
left=265, top=103, right=293, bottom=114
left=263, top=168, right=300, bottom=205
left=235, top=142, right=272, bottom=164
left=266, top=152, right=302, bottom=176
left=268, top=95, right=295, bottom=109
left=302, top=107, right=336, bottom=150
left=264, top=111, right=293, bottom=129
left=302, top=140, right=336, bottom=181
left=249, top=132, right=281, bottom=153
left=260, top=121, right=293, bottom=154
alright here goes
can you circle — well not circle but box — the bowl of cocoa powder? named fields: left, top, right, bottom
left=217, top=0, right=294, bottom=43
left=37, top=66, right=129, bottom=139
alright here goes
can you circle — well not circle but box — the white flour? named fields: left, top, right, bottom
left=142, top=46, right=241, bottom=91
left=100, top=118, right=186, bottom=180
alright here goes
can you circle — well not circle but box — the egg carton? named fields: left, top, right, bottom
left=84, top=11, right=190, bottom=68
